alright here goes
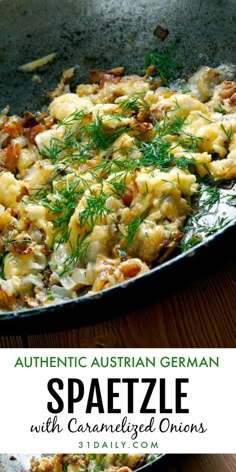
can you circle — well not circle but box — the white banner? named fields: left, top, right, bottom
left=0, top=349, right=235, bottom=453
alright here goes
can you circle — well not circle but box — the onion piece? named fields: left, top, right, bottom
left=18, top=52, right=57, bottom=72
left=60, top=267, right=95, bottom=290
left=50, top=285, right=76, bottom=301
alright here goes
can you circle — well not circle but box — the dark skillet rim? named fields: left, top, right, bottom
left=137, top=454, right=165, bottom=471
left=0, top=216, right=235, bottom=322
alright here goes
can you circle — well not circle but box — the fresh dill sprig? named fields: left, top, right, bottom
left=90, top=145, right=139, bottom=178
left=28, top=172, right=94, bottom=245
left=42, top=110, right=110, bottom=165
left=174, top=155, right=209, bottom=173
left=157, top=113, right=185, bottom=137
left=194, top=112, right=215, bottom=123
left=41, top=110, right=86, bottom=164
left=213, top=104, right=224, bottom=113
left=140, top=138, right=172, bottom=169
left=125, top=213, right=146, bottom=245
left=85, top=115, right=128, bottom=150
left=62, top=235, right=91, bottom=274
left=108, top=175, right=127, bottom=198
left=86, top=115, right=113, bottom=149
left=41, top=178, right=84, bottom=241
left=57, top=109, right=86, bottom=128
left=78, top=189, right=112, bottom=230
left=47, top=290, right=55, bottom=301
left=119, top=94, right=149, bottom=114
left=42, top=138, right=65, bottom=163
left=179, top=132, right=203, bottom=152
left=138, top=114, right=186, bottom=170
left=204, top=216, right=230, bottom=235
left=179, top=234, right=202, bottom=251
left=180, top=211, right=230, bottom=251
left=179, top=175, right=232, bottom=252
left=42, top=132, right=94, bottom=166
left=143, top=43, right=179, bottom=85
left=157, top=112, right=203, bottom=152
left=138, top=112, right=206, bottom=171
left=224, top=193, right=236, bottom=207
left=220, top=123, right=232, bottom=142
left=199, top=185, right=221, bottom=209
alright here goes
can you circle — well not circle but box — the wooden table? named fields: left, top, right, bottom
left=0, top=233, right=235, bottom=471
left=158, top=454, right=236, bottom=471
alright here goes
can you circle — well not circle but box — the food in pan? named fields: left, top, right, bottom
left=0, top=56, right=235, bottom=311
left=18, top=52, right=58, bottom=73
left=31, top=453, right=148, bottom=472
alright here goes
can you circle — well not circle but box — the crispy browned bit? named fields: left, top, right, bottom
left=131, top=119, right=152, bottom=139
left=0, top=135, right=11, bottom=148
left=34, top=111, right=48, bottom=121
left=100, top=73, right=121, bottom=89
left=122, top=189, right=134, bottom=207
left=0, top=239, right=4, bottom=254
left=144, top=64, right=156, bottom=79
left=22, top=111, right=38, bottom=128
left=118, top=467, right=132, bottom=472
left=42, top=267, right=52, bottom=288
left=2, top=119, right=23, bottom=138
left=153, top=24, right=169, bottom=41
left=10, top=240, right=32, bottom=255
left=0, top=288, right=16, bottom=310
left=219, top=81, right=236, bottom=106
left=25, top=124, right=47, bottom=144
left=89, top=69, right=121, bottom=86
left=47, top=66, right=77, bottom=100
left=9, top=456, right=17, bottom=461
left=0, top=149, right=7, bottom=170
left=107, top=66, right=125, bottom=76
left=16, top=185, right=29, bottom=201
left=89, top=69, right=105, bottom=83
left=120, top=260, right=142, bottom=278
left=230, top=93, right=236, bottom=106
left=5, top=142, right=21, bottom=172
left=44, top=115, right=57, bottom=127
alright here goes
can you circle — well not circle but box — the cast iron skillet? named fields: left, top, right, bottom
left=0, top=0, right=235, bottom=334
left=0, top=454, right=166, bottom=471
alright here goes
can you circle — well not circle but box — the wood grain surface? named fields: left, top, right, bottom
left=158, top=454, right=236, bottom=471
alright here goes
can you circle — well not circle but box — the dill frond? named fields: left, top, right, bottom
left=78, top=188, right=112, bottom=230
left=143, top=43, right=179, bottom=85
left=220, top=123, right=232, bottom=142
left=125, top=213, right=146, bottom=246
left=139, top=138, right=172, bottom=169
